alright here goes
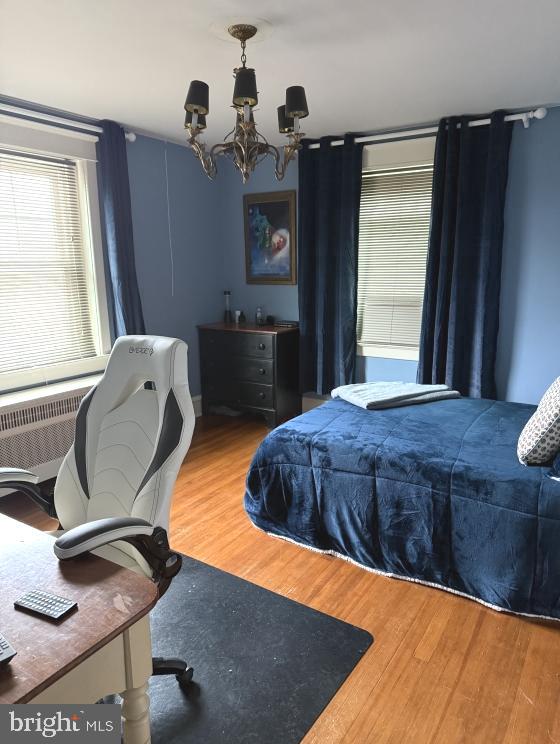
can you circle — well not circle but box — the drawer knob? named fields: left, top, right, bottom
left=258, top=343, right=266, bottom=350
left=258, top=368, right=266, bottom=375
left=258, top=392, right=266, bottom=399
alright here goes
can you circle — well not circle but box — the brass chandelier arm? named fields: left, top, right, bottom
left=186, top=117, right=305, bottom=184
left=186, top=127, right=217, bottom=180
left=274, top=132, right=305, bottom=181
left=212, top=121, right=271, bottom=183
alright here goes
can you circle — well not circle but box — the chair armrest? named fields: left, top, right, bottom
left=0, top=467, right=39, bottom=485
left=0, top=468, right=56, bottom=518
left=54, top=517, right=182, bottom=598
left=53, top=517, right=154, bottom=559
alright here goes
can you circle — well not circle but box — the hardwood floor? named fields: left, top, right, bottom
left=2, top=414, right=560, bottom=743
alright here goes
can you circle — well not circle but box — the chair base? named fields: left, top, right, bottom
left=152, top=656, right=194, bottom=690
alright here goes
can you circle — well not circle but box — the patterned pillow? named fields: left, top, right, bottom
left=518, top=377, right=560, bottom=465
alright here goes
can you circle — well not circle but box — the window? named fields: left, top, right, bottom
left=357, top=139, right=434, bottom=360
left=0, top=126, right=110, bottom=392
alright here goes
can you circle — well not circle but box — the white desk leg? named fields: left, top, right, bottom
left=122, top=683, right=151, bottom=744
left=121, top=615, right=153, bottom=744
left=28, top=613, right=154, bottom=744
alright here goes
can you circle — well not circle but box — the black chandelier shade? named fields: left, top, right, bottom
left=232, top=68, right=258, bottom=107
left=185, top=80, right=209, bottom=115
left=185, top=111, right=206, bottom=130
left=277, top=105, right=294, bottom=133
left=286, top=85, right=308, bottom=119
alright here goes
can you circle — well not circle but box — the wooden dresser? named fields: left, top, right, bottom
left=198, top=322, right=300, bottom=428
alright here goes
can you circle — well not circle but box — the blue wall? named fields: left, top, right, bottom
left=356, top=356, right=417, bottom=383
left=127, top=107, right=560, bottom=403
left=218, top=162, right=299, bottom=322
left=126, top=136, right=416, bottom=393
left=496, top=107, right=560, bottom=404
left=215, top=160, right=415, bottom=383
left=127, top=136, right=223, bottom=396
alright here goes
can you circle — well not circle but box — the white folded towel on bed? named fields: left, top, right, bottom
left=331, top=381, right=461, bottom=410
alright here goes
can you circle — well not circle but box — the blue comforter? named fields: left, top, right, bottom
left=245, top=398, right=560, bottom=619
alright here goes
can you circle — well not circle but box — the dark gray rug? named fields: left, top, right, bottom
left=149, top=555, right=373, bottom=744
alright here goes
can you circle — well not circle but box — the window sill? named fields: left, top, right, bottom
left=0, top=373, right=103, bottom=411
left=0, top=355, right=109, bottom=396
left=357, top=344, right=419, bottom=362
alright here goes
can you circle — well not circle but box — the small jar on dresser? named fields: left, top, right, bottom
left=198, top=322, right=300, bottom=428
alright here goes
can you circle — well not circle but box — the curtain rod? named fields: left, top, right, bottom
left=0, top=103, right=137, bottom=142
left=307, top=107, right=548, bottom=149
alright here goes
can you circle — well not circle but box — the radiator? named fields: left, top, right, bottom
left=0, top=383, right=93, bottom=483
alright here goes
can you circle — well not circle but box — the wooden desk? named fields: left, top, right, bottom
left=0, top=515, right=157, bottom=744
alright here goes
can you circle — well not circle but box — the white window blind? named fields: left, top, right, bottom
left=0, top=150, right=101, bottom=382
left=357, top=165, right=433, bottom=359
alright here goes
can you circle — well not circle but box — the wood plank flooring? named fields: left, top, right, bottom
left=2, top=414, right=559, bottom=743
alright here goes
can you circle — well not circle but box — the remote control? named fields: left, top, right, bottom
left=0, top=632, right=16, bottom=665
left=14, top=590, right=78, bottom=621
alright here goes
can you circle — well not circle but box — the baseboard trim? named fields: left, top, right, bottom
left=192, top=395, right=202, bottom=418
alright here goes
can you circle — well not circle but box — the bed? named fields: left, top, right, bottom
left=244, top=397, right=560, bottom=620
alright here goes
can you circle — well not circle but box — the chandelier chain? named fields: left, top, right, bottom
left=240, top=40, right=247, bottom=68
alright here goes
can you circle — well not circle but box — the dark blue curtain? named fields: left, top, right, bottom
left=417, top=111, right=513, bottom=398
left=97, top=120, right=145, bottom=337
left=298, top=135, right=363, bottom=394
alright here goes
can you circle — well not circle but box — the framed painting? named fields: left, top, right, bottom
left=243, top=190, right=297, bottom=285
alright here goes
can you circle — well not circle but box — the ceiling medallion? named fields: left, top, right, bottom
left=184, top=23, right=309, bottom=183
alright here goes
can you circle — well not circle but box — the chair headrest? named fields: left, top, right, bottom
left=97, top=336, right=189, bottom=413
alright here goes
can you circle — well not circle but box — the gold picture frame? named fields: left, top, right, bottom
left=243, top=190, right=297, bottom=285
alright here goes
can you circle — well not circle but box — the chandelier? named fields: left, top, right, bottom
left=183, top=23, right=309, bottom=183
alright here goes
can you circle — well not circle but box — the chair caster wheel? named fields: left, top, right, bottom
left=177, top=667, right=194, bottom=689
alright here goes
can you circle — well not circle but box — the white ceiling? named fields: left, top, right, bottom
left=1, top=0, right=559, bottom=146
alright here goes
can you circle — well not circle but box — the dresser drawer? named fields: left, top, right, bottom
left=200, top=330, right=232, bottom=358
left=239, top=382, right=274, bottom=409
left=233, top=357, right=274, bottom=383
left=233, top=333, right=274, bottom=359
left=199, top=323, right=299, bottom=428
left=201, top=355, right=232, bottom=380
left=202, top=379, right=237, bottom=404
